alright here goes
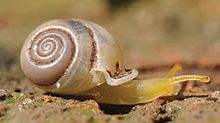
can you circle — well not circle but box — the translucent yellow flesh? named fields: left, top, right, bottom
left=166, top=64, right=182, bottom=77
left=85, top=64, right=210, bottom=105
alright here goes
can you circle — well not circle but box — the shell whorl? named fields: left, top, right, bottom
left=21, top=19, right=139, bottom=94
left=21, top=24, right=76, bottom=86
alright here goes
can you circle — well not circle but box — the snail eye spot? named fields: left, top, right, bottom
left=116, top=62, right=119, bottom=70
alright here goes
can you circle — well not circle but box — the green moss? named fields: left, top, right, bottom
left=4, top=94, right=26, bottom=104
left=82, top=108, right=94, bottom=116
left=56, top=99, right=67, bottom=105
left=4, top=98, right=16, bottom=104
left=170, top=109, right=182, bottom=121
left=91, top=118, right=100, bottom=123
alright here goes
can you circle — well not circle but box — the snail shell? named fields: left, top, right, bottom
left=20, top=19, right=138, bottom=95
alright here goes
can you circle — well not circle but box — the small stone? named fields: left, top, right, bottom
left=207, top=91, right=220, bottom=101
left=23, top=98, right=34, bottom=105
left=17, top=104, right=26, bottom=111
left=43, top=95, right=52, bottom=103
left=211, top=91, right=220, bottom=98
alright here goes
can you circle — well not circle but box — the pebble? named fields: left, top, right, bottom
left=43, top=95, right=52, bottom=103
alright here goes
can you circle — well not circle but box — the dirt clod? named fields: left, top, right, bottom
left=0, top=105, right=8, bottom=116
left=0, top=89, right=12, bottom=101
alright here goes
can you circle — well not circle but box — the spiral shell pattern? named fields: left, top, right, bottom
left=29, top=28, right=67, bottom=65
left=21, top=26, right=75, bottom=86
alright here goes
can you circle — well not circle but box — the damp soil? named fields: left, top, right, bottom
left=0, top=59, right=220, bottom=123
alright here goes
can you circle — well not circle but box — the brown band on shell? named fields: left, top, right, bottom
left=87, top=28, right=98, bottom=70
left=75, top=21, right=98, bottom=70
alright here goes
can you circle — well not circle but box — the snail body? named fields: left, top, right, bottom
left=20, top=19, right=210, bottom=105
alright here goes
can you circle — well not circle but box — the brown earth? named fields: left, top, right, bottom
left=0, top=60, right=219, bottom=123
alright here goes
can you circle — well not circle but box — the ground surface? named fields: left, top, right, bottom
left=1, top=0, right=220, bottom=123
left=0, top=61, right=219, bottom=123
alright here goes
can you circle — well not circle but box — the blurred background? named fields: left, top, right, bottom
left=1, top=0, right=220, bottom=68
left=1, top=1, right=220, bottom=122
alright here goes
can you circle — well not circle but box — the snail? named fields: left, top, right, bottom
left=20, top=19, right=210, bottom=105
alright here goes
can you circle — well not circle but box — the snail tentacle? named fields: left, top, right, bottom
left=166, top=64, right=182, bottom=77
